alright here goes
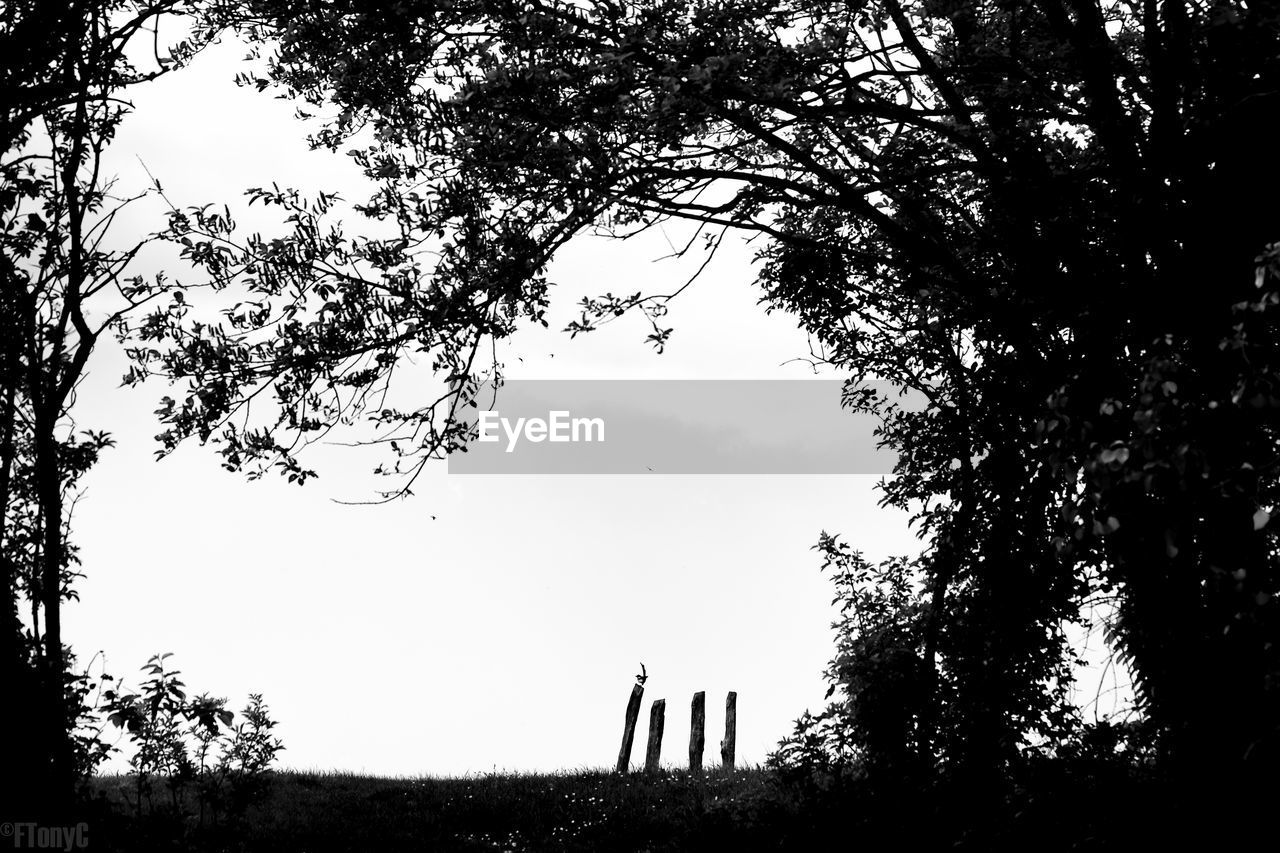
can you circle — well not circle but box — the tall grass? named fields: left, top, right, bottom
left=89, top=765, right=801, bottom=852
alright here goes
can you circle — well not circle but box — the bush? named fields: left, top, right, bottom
left=769, top=534, right=928, bottom=789
left=100, top=653, right=284, bottom=825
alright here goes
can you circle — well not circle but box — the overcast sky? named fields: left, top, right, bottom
left=62, top=37, right=1119, bottom=776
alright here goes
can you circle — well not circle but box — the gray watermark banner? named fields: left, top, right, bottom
left=447, top=380, right=914, bottom=475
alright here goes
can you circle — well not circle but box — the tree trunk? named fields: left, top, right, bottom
left=0, top=352, right=41, bottom=820
left=33, top=409, right=71, bottom=810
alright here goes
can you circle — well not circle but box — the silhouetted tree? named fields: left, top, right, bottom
left=151, top=0, right=1280, bottom=790
left=0, top=0, right=231, bottom=814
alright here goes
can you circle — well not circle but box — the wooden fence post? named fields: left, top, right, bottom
left=644, top=699, right=665, bottom=774
left=720, top=691, right=737, bottom=771
left=689, top=691, right=705, bottom=773
left=617, top=683, right=644, bottom=773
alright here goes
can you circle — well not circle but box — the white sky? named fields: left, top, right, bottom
left=61, top=36, right=1123, bottom=776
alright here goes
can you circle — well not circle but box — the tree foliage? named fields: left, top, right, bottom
left=145, top=0, right=1280, bottom=784
left=770, top=534, right=931, bottom=786
left=6, top=0, right=1280, bottom=817
left=0, top=0, right=232, bottom=812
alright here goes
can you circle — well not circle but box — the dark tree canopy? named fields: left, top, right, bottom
left=5, top=0, right=1280, bottom=822
left=137, top=0, right=1280, bottom=787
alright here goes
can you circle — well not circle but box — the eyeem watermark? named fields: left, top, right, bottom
left=476, top=410, right=605, bottom=453
left=1, top=822, right=89, bottom=850
left=449, top=380, right=923, bottom=475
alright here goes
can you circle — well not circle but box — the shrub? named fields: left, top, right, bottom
left=100, top=653, right=284, bottom=824
left=769, top=534, right=929, bottom=790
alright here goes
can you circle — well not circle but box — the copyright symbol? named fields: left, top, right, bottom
left=0, top=822, right=13, bottom=837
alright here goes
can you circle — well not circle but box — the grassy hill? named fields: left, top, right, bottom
left=86, top=767, right=813, bottom=852
left=81, top=760, right=1240, bottom=851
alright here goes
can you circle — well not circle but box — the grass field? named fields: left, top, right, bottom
left=86, top=766, right=822, bottom=852
left=80, top=762, right=1252, bottom=852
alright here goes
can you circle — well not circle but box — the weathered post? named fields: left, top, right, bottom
left=689, top=691, right=705, bottom=773
left=720, top=691, right=737, bottom=771
left=644, top=699, right=666, bottom=774
left=616, top=682, right=645, bottom=773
